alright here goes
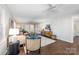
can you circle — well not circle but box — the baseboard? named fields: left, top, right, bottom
left=58, top=38, right=73, bottom=43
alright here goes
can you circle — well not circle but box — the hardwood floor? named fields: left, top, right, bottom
left=41, top=40, right=73, bottom=55
left=19, top=47, right=26, bottom=55
left=19, top=36, right=79, bottom=55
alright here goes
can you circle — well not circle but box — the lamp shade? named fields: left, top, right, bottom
left=9, top=28, right=19, bottom=35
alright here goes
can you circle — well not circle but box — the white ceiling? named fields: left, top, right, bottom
left=6, top=4, right=79, bottom=23
left=7, top=4, right=49, bottom=18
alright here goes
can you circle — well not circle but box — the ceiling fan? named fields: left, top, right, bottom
left=43, top=4, right=64, bottom=16
left=47, top=4, right=56, bottom=11
left=41, top=4, right=57, bottom=16
left=38, top=4, right=62, bottom=18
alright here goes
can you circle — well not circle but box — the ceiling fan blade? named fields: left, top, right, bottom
left=47, top=4, right=56, bottom=11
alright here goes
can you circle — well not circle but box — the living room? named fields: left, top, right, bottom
left=0, top=4, right=79, bottom=55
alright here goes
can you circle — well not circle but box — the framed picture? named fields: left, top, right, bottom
left=45, top=24, right=51, bottom=31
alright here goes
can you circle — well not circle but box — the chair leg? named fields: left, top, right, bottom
left=39, top=49, right=41, bottom=54
left=23, top=44, right=27, bottom=54
left=26, top=50, right=28, bottom=54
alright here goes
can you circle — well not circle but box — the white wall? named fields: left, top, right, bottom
left=51, top=18, right=73, bottom=43
left=0, top=5, right=11, bottom=55
left=74, top=21, right=79, bottom=36
left=39, top=17, right=73, bottom=43
left=73, top=17, right=79, bottom=36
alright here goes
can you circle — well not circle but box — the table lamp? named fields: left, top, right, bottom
left=9, top=28, right=19, bottom=43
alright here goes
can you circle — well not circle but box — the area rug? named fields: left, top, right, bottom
left=41, top=36, right=56, bottom=47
